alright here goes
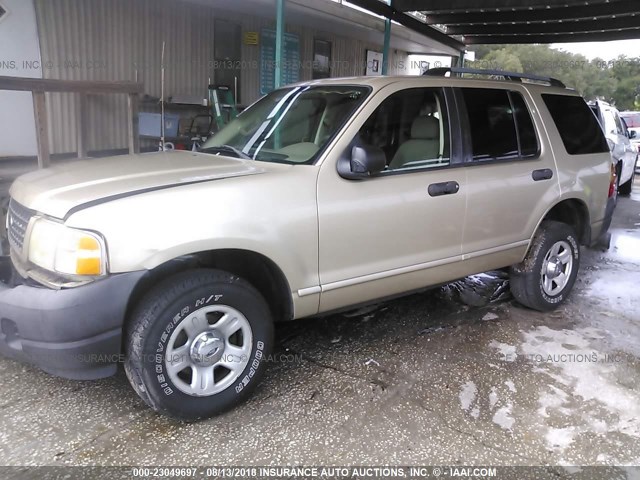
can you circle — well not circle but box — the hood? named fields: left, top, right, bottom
left=10, top=151, right=266, bottom=219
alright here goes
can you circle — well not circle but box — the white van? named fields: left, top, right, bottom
left=590, top=100, right=638, bottom=195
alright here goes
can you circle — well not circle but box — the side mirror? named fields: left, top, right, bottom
left=337, top=144, right=387, bottom=179
left=629, top=130, right=637, bottom=139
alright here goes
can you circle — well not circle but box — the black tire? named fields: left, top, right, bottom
left=618, top=162, right=636, bottom=196
left=124, top=269, right=273, bottom=421
left=510, top=221, right=580, bottom=312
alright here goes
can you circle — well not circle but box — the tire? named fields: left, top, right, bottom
left=619, top=162, right=636, bottom=196
left=124, top=269, right=273, bottom=421
left=510, top=221, right=580, bottom=312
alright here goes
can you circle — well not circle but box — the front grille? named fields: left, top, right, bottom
left=7, top=199, right=35, bottom=254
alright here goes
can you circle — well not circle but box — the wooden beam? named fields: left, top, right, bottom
left=0, top=76, right=143, bottom=94
left=32, top=92, right=50, bottom=169
left=75, top=93, right=88, bottom=159
left=127, top=93, right=140, bottom=154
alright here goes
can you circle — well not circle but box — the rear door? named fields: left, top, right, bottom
left=456, top=86, right=560, bottom=269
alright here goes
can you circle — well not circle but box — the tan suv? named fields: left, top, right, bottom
left=0, top=68, right=615, bottom=420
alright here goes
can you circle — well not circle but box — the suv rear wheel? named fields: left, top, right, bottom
left=124, top=269, right=273, bottom=421
left=510, top=221, right=580, bottom=312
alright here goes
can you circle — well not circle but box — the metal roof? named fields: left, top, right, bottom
left=349, top=0, right=640, bottom=47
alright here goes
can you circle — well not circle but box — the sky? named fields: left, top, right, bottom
left=551, top=39, right=640, bottom=60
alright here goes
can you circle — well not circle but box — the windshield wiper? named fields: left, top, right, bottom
left=199, top=145, right=251, bottom=160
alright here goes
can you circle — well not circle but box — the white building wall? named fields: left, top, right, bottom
left=0, top=0, right=42, bottom=157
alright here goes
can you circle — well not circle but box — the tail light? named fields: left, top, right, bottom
left=608, top=163, right=617, bottom=198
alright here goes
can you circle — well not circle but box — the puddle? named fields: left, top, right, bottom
left=492, top=404, right=514, bottom=431
left=520, top=326, right=640, bottom=442
left=605, top=229, right=640, bottom=265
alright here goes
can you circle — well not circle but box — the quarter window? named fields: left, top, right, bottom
left=542, top=94, right=610, bottom=155
left=613, top=112, right=626, bottom=136
left=601, top=109, right=617, bottom=135
left=356, top=88, right=450, bottom=172
left=462, top=88, right=538, bottom=161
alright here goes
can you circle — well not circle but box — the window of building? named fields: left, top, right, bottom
left=542, top=94, right=610, bottom=155
left=313, top=39, right=331, bottom=79
left=356, top=88, right=450, bottom=172
left=214, top=20, right=241, bottom=103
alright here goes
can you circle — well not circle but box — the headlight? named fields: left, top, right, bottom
left=28, top=218, right=107, bottom=276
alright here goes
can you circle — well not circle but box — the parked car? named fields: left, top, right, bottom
left=620, top=111, right=640, bottom=159
left=1, top=70, right=615, bottom=420
left=589, top=100, right=638, bottom=195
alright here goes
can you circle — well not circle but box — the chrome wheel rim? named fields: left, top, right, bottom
left=541, top=240, right=573, bottom=297
left=165, top=305, right=253, bottom=397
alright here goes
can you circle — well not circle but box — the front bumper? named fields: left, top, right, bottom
left=0, top=257, right=145, bottom=380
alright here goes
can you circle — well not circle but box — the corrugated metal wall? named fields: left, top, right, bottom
left=34, top=0, right=409, bottom=155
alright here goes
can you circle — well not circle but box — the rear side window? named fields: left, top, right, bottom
left=542, top=94, right=609, bottom=155
left=511, top=93, right=538, bottom=157
left=461, top=89, right=538, bottom=161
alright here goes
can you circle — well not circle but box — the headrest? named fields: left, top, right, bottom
left=411, top=116, right=439, bottom=140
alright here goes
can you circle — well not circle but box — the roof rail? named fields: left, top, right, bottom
left=423, top=67, right=566, bottom=88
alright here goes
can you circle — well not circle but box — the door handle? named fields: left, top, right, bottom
left=532, top=169, right=554, bottom=181
left=428, top=181, right=460, bottom=197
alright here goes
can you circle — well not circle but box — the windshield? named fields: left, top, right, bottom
left=201, top=85, right=370, bottom=164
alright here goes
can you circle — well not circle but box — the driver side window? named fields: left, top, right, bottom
left=357, top=88, right=450, bottom=172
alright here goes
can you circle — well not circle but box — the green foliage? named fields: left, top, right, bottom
left=468, top=44, right=640, bottom=110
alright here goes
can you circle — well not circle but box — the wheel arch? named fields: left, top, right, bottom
left=124, top=249, right=294, bottom=333
left=537, top=198, right=591, bottom=246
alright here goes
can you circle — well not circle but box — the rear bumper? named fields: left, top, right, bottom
left=590, top=197, right=616, bottom=249
left=0, top=257, right=145, bottom=380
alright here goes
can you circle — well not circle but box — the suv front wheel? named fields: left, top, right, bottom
left=124, top=269, right=273, bottom=421
left=510, top=221, right=580, bottom=312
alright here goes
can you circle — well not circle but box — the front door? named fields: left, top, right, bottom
left=317, top=85, right=467, bottom=312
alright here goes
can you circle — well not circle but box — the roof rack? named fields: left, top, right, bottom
left=423, top=67, right=566, bottom=88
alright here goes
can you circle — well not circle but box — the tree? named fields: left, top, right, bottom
left=468, top=44, right=640, bottom=109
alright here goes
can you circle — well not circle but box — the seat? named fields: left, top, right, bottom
left=388, top=116, right=440, bottom=170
